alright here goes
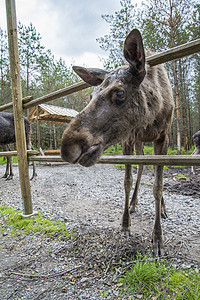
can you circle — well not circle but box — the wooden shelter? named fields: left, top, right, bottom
left=28, top=104, right=79, bottom=124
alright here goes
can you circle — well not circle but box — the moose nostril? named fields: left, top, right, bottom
left=60, top=143, right=82, bottom=164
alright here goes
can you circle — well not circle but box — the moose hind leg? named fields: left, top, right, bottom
left=2, top=145, right=14, bottom=179
left=7, top=156, right=14, bottom=180
left=129, top=141, right=144, bottom=213
left=161, top=196, right=167, bottom=219
left=121, top=142, right=133, bottom=235
left=129, top=165, right=143, bottom=213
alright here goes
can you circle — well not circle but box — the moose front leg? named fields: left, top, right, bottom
left=152, top=165, right=164, bottom=256
left=121, top=142, right=133, bottom=235
left=152, top=136, right=169, bottom=256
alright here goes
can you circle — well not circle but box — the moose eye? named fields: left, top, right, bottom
left=112, top=89, right=126, bottom=105
left=116, top=90, right=125, bottom=98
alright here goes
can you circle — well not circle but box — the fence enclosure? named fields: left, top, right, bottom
left=1, top=0, right=200, bottom=215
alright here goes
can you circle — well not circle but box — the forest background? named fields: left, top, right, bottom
left=0, top=0, right=200, bottom=153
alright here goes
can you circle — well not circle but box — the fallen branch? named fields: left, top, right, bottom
left=2, top=265, right=83, bottom=281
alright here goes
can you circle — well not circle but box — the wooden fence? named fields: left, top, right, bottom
left=1, top=0, right=200, bottom=215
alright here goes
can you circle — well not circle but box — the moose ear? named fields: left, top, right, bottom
left=123, top=29, right=146, bottom=78
left=73, top=66, right=109, bottom=86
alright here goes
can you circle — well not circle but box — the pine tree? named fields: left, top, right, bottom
left=18, top=22, right=44, bottom=96
left=140, top=0, right=196, bottom=153
left=0, top=28, right=11, bottom=105
left=97, top=0, right=138, bottom=69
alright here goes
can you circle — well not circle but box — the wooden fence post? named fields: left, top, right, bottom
left=6, top=0, right=33, bottom=215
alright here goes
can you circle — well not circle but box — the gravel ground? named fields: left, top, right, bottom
left=0, top=163, right=199, bottom=299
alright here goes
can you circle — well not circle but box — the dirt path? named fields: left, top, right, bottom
left=0, top=163, right=199, bottom=299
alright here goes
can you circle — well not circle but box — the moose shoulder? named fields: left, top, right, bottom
left=61, top=29, right=174, bottom=256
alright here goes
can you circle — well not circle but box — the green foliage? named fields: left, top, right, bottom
left=119, top=253, right=200, bottom=299
left=0, top=205, right=72, bottom=238
left=103, top=144, right=122, bottom=155
left=96, top=0, right=138, bottom=69
left=0, top=156, right=18, bottom=165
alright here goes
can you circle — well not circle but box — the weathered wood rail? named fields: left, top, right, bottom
left=0, top=150, right=39, bottom=157
left=28, top=154, right=200, bottom=166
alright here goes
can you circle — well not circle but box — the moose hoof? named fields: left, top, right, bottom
left=161, top=211, right=168, bottom=219
left=129, top=207, right=136, bottom=214
left=121, top=227, right=131, bottom=237
left=152, top=239, right=164, bottom=257
left=6, top=175, right=13, bottom=180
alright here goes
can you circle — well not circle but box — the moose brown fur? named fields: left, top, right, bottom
left=61, top=29, right=174, bottom=256
left=0, top=112, right=37, bottom=180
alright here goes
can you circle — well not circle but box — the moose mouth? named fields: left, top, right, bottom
left=77, top=144, right=103, bottom=167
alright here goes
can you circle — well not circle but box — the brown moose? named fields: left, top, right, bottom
left=61, top=29, right=174, bottom=256
left=0, top=112, right=37, bottom=180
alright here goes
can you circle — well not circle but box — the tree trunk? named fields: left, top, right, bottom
left=178, top=59, right=189, bottom=150
left=0, top=63, right=5, bottom=105
left=173, top=59, right=181, bottom=154
left=49, top=123, right=52, bottom=150
left=53, top=124, right=57, bottom=149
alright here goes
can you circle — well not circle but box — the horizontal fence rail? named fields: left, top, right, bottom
left=0, top=150, right=39, bottom=157
left=147, top=38, right=200, bottom=66
left=28, top=154, right=200, bottom=166
left=0, top=96, right=33, bottom=112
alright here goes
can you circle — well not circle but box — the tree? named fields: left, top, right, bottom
left=97, top=0, right=138, bottom=69
left=18, top=22, right=44, bottom=96
left=190, top=4, right=200, bottom=132
left=140, top=0, right=196, bottom=153
left=0, top=28, right=11, bottom=105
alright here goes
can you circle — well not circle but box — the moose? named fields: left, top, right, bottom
left=191, top=130, right=200, bottom=174
left=61, top=29, right=174, bottom=256
left=0, top=111, right=37, bottom=180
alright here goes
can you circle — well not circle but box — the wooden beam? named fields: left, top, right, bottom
left=147, top=38, right=200, bottom=66
left=23, top=81, right=90, bottom=110
left=99, top=155, right=200, bottom=166
left=28, top=154, right=200, bottom=166
left=0, top=150, right=39, bottom=157
left=6, top=0, right=33, bottom=215
left=0, top=96, right=33, bottom=112
left=37, top=116, right=71, bottom=123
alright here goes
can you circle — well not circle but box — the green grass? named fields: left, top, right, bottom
left=119, top=253, right=200, bottom=299
left=0, top=205, right=73, bottom=238
left=0, top=156, right=18, bottom=164
left=103, top=144, right=196, bottom=156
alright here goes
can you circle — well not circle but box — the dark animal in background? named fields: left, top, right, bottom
left=1, top=144, right=14, bottom=179
left=0, top=112, right=37, bottom=180
left=61, top=29, right=174, bottom=256
left=191, top=130, right=200, bottom=174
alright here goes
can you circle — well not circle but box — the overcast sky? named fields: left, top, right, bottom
left=0, top=0, right=125, bottom=68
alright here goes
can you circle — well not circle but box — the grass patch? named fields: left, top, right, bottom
left=176, top=173, right=187, bottom=181
left=103, top=144, right=195, bottom=156
left=0, top=205, right=73, bottom=238
left=0, top=156, right=18, bottom=165
left=118, top=253, right=200, bottom=299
